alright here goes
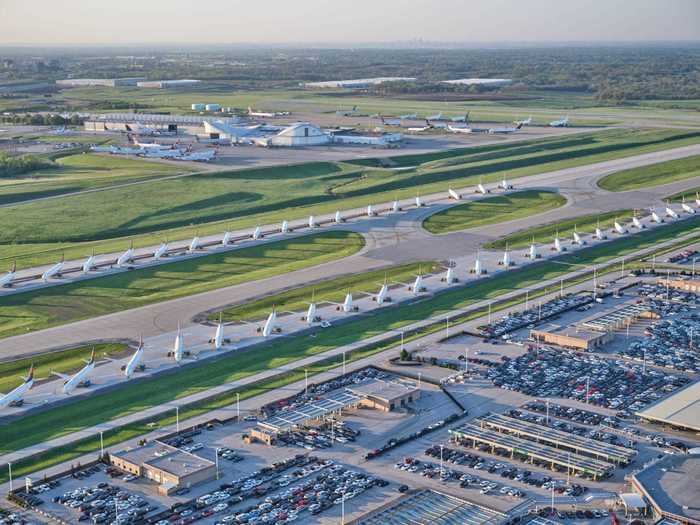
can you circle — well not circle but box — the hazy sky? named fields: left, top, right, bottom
left=1, top=0, right=699, bottom=45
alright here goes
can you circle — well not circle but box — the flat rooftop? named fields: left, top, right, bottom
left=355, top=489, right=504, bottom=525
left=636, top=380, right=700, bottom=432
left=111, top=441, right=214, bottom=478
left=532, top=327, right=605, bottom=342
left=348, top=378, right=419, bottom=403
left=632, top=453, right=700, bottom=524
left=144, top=450, right=214, bottom=478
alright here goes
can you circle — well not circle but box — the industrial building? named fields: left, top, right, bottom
left=265, top=122, right=330, bottom=147
left=329, top=130, right=403, bottom=147
left=304, top=77, right=416, bottom=89
left=348, top=379, right=420, bottom=412
left=136, top=79, right=201, bottom=89
left=530, top=327, right=613, bottom=351
left=109, top=441, right=216, bottom=495
left=84, top=113, right=243, bottom=135
left=630, top=453, right=700, bottom=525
left=56, top=77, right=145, bottom=88
left=579, top=303, right=658, bottom=332
left=442, top=78, right=513, bottom=87
left=636, top=380, right=700, bottom=433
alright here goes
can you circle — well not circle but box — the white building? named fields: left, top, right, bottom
left=137, top=79, right=201, bottom=89
left=305, top=77, right=416, bottom=89
left=442, top=78, right=513, bottom=87
left=268, top=123, right=331, bottom=147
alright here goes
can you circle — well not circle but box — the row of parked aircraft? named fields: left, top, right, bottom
left=91, top=135, right=217, bottom=161
left=382, top=112, right=526, bottom=135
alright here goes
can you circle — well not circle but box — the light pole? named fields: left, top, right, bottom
left=342, top=350, right=346, bottom=375
left=439, top=445, right=444, bottom=479
left=175, top=406, right=179, bottom=434
left=445, top=316, right=450, bottom=338
left=694, top=257, right=697, bottom=278
left=305, top=369, right=309, bottom=395
left=236, top=393, right=240, bottom=422
left=585, top=376, right=590, bottom=405
left=621, top=258, right=625, bottom=279
left=99, top=431, right=104, bottom=459
left=488, top=302, right=492, bottom=325
left=464, top=348, right=469, bottom=377
left=525, top=290, right=529, bottom=311
left=545, top=399, right=550, bottom=426
left=417, top=372, right=421, bottom=389
left=400, top=331, right=404, bottom=352
left=341, top=489, right=345, bottom=525
left=215, top=448, right=220, bottom=480
left=7, top=463, right=12, bottom=493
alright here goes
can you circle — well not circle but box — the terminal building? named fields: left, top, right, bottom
left=630, top=452, right=700, bottom=525
left=109, top=441, right=216, bottom=495
left=304, top=77, right=416, bottom=89
left=636, top=380, right=700, bottom=433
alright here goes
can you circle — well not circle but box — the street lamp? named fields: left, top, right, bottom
left=439, top=444, right=444, bottom=479
left=7, top=463, right=12, bottom=493
left=99, top=431, right=104, bottom=459
left=305, top=369, right=309, bottom=395
left=175, top=406, right=180, bottom=434
left=215, top=448, right=220, bottom=480
left=342, top=350, right=346, bottom=375
left=236, top=393, right=240, bottom=422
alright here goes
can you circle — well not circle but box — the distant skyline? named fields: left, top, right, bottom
left=1, top=0, right=699, bottom=45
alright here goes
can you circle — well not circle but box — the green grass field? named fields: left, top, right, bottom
left=0, top=231, right=364, bottom=339
left=0, top=343, right=127, bottom=394
left=0, top=153, right=191, bottom=206
left=422, top=190, right=566, bottom=234
left=3, top=128, right=700, bottom=270
left=486, top=210, right=635, bottom=250
left=211, top=261, right=438, bottom=322
left=2, top=214, right=699, bottom=467
left=597, top=155, right=700, bottom=192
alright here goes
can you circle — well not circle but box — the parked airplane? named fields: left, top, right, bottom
left=128, top=134, right=174, bottom=150
left=447, top=124, right=473, bottom=134
left=379, top=116, right=402, bottom=127
left=549, top=116, right=570, bottom=127
left=426, top=119, right=448, bottom=129
left=0, top=262, right=16, bottom=288
left=451, top=113, right=469, bottom=123
left=336, top=105, right=360, bottom=117
left=514, top=116, right=533, bottom=126
left=248, top=107, right=290, bottom=118
left=425, top=112, right=443, bottom=121
left=54, top=349, right=96, bottom=395
left=407, top=120, right=433, bottom=132
left=124, top=337, right=145, bottom=378
left=0, top=365, right=34, bottom=409
left=488, top=123, right=523, bottom=134
left=179, top=149, right=216, bottom=162
left=399, top=113, right=418, bottom=119
left=42, top=255, right=65, bottom=283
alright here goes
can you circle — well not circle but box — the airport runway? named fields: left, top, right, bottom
left=1, top=142, right=700, bottom=361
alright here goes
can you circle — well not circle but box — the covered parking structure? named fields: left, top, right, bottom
left=580, top=303, right=656, bottom=332
left=258, top=389, right=366, bottom=434
left=478, top=413, right=636, bottom=465
left=355, top=489, right=504, bottom=525
left=449, top=424, right=614, bottom=480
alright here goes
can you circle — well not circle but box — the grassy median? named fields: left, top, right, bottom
left=422, top=190, right=566, bottom=234
left=0, top=231, right=365, bottom=339
left=598, top=154, right=700, bottom=192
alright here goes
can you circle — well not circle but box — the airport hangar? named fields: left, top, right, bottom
left=109, top=441, right=216, bottom=495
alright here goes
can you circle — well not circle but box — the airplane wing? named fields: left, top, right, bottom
left=51, top=371, right=70, bottom=380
